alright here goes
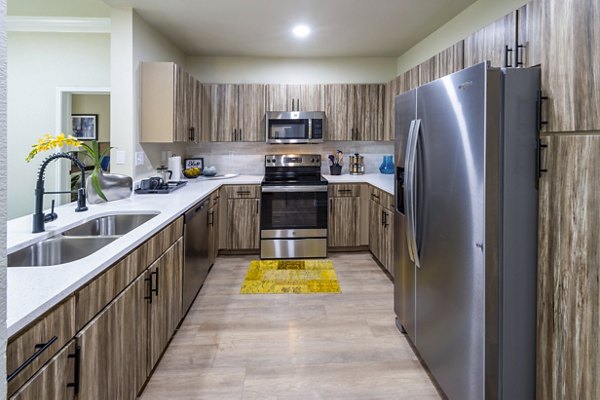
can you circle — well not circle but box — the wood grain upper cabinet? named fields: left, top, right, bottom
left=526, top=0, right=600, bottom=132
left=419, top=42, right=465, bottom=85
left=464, top=12, right=518, bottom=68
left=237, top=84, right=267, bottom=141
left=77, top=272, right=148, bottom=400
left=324, top=85, right=350, bottom=140
left=266, top=84, right=323, bottom=112
left=206, top=84, right=266, bottom=141
left=324, top=84, right=385, bottom=141
left=140, top=62, right=201, bottom=143
left=148, top=238, right=183, bottom=372
left=9, top=341, right=77, bottom=400
left=384, top=66, right=419, bottom=141
left=328, top=184, right=361, bottom=247
left=223, top=185, right=260, bottom=250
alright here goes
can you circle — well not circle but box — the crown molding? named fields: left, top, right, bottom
left=7, top=16, right=111, bottom=33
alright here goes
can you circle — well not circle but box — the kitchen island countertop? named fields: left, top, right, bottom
left=6, top=175, right=263, bottom=337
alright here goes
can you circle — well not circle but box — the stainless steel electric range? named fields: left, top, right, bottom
left=260, top=154, right=328, bottom=259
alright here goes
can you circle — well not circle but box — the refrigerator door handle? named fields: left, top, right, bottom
left=406, top=119, right=421, bottom=268
left=404, top=119, right=417, bottom=266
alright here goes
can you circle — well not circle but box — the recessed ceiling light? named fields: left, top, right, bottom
left=292, top=25, right=310, bottom=38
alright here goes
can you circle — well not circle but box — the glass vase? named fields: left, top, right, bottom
left=379, top=155, right=394, bottom=174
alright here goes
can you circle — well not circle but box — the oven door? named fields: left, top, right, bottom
left=260, top=185, right=327, bottom=237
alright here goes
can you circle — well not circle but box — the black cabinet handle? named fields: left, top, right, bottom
left=504, top=45, right=513, bottom=67
left=233, top=128, right=237, bottom=141
left=208, top=210, right=214, bottom=226
left=144, top=273, right=153, bottom=303
left=7, top=336, right=58, bottom=382
left=329, top=198, right=333, bottom=214
left=236, top=190, right=251, bottom=195
left=516, top=44, right=525, bottom=66
left=536, top=90, right=548, bottom=131
left=239, top=128, right=242, bottom=141
left=338, top=189, right=353, bottom=193
left=152, top=269, right=159, bottom=297
left=67, top=345, right=81, bottom=394
left=371, top=193, right=380, bottom=200
left=535, top=138, right=548, bottom=190
left=256, top=199, right=259, bottom=214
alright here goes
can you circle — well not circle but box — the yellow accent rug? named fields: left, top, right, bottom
left=240, top=259, right=341, bottom=294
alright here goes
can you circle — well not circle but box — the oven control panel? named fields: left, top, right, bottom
left=265, top=154, right=321, bottom=167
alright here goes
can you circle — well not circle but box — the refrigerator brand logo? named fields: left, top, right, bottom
left=458, top=81, right=474, bottom=91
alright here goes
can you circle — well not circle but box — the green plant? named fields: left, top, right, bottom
left=78, top=140, right=112, bottom=201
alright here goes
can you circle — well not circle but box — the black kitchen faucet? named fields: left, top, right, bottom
left=32, top=153, right=88, bottom=233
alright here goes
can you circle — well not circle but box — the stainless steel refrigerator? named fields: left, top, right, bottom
left=393, top=62, right=539, bottom=400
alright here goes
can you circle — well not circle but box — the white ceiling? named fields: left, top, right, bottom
left=102, top=0, right=477, bottom=57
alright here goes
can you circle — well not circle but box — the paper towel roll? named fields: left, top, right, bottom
left=168, top=156, right=182, bottom=181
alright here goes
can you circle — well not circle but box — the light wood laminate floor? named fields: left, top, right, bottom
left=140, top=252, right=440, bottom=399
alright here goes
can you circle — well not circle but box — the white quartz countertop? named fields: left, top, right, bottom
left=6, top=175, right=263, bottom=337
left=323, top=173, right=394, bottom=194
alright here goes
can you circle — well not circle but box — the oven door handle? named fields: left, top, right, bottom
left=261, top=185, right=328, bottom=193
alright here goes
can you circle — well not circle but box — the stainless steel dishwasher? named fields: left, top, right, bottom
left=182, top=198, right=210, bottom=314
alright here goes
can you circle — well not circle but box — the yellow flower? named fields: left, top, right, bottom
left=26, top=132, right=83, bottom=162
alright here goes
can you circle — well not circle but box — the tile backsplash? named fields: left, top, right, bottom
left=185, top=141, right=394, bottom=175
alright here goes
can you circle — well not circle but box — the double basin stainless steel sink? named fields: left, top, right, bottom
left=8, top=213, right=159, bottom=267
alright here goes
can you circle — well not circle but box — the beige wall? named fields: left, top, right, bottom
left=72, top=93, right=110, bottom=142
left=186, top=56, right=398, bottom=84
left=396, top=0, right=528, bottom=74
left=110, top=8, right=187, bottom=179
left=7, top=31, right=110, bottom=219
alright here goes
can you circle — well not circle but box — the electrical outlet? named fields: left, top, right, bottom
left=135, top=152, right=145, bottom=166
left=116, top=151, right=126, bottom=165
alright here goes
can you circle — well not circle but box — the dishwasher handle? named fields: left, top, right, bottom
left=185, top=199, right=210, bottom=221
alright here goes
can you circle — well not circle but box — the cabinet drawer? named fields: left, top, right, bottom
left=209, top=188, right=220, bottom=206
left=329, top=184, right=360, bottom=197
left=369, top=185, right=394, bottom=210
left=223, top=185, right=260, bottom=199
left=140, top=216, right=184, bottom=267
left=7, top=297, right=76, bottom=396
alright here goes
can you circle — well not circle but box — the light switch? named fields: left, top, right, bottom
left=135, top=152, right=145, bottom=166
left=116, top=151, right=126, bottom=165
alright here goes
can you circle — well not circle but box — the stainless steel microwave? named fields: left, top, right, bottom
left=265, top=111, right=325, bottom=144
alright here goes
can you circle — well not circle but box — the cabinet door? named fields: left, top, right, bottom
left=381, top=208, right=394, bottom=277
left=208, top=84, right=238, bottom=141
left=368, top=201, right=383, bottom=262
left=226, top=198, right=260, bottom=250
left=10, top=341, right=76, bottom=400
left=208, top=203, right=219, bottom=266
left=173, top=66, right=188, bottom=142
left=328, top=196, right=361, bottom=247
left=350, top=84, right=385, bottom=141
left=148, top=238, right=183, bottom=371
left=537, top=135, right=600, bottom=400
left=299, top=84, right=324, bottom=111
left=324, top=85, right=351, bottom=140
left=265, top=84, right=288, bottom=111
left=77, top=273, right=148, bottom=399
left=187, top=77, right=201, bottom=143
left=384, top=67, right=419, bottom=141
left=419, top=42, right=464, bottom=85
left=238, top=84, right=266, bottom=141
left=199, top=83, right=213, bottom=142
left=464, top=12, right=517, bottom=68
left=527, top=0, right=600, bottom=132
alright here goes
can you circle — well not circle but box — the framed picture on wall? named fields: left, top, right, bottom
left=71, top=114, right=98, bottom=140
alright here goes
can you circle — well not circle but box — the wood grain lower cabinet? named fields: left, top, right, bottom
left=223, top=185, right=260, bottom=251
left=148, top=238, right=183, bottom=371
left=9, top=341, right=77, bottom=400
left=368, top=187, right=395, bottom=276
left=77, top=272, right=148, bottom=400
left=208, top=191, right=220, bottom=266
left=537, top=134, right=600, bottom=400
left=7, top=297, right=76, bottom=396
left=328, top=184, right=362, bottom=247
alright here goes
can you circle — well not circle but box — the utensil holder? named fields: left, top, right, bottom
left=330, top=165, right=342, bottom=175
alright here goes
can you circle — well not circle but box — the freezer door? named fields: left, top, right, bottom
left=393, top=89, right=417, bottom=340
left=413, top=63, right=489, bottom=400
